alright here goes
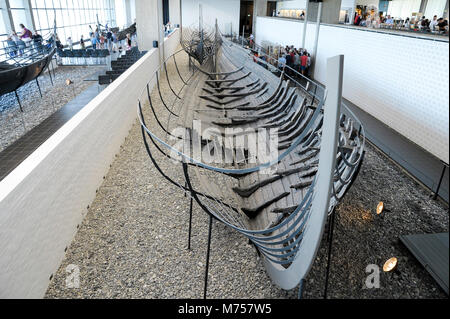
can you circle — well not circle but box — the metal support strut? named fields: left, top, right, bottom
left=324, top=208, right=336, bottom=299
left=35, top=78, right=42, bottom=97
left=204, top=215, right=213, bottom=299
left=298, top=279, right=305, bottom=299
left=14, top=90, right=23, bottom=112
left=188, top=197, right=193, bottom=250
left=432, top=162, right=448, bottom=200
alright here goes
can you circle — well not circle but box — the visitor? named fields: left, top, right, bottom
left=67, top=37, right=73, bottom=50
left=55, top=34, right=63, bottom=49
left=249, top=34, right=254, bottom=47
left=300, top=52, right=308, bottom=76
left=126, top=33, right=132, bottom=50
left=19, top=24, right=32, bottom=45
left=430, top=15, right=438, bottom=31
left=385, top=15, right=394, bottom=26
left=32, top=31, right=43, bottom=53
left=99, top=34, right=105, bottom=49
left=91, top=33, right=98, bottom=50
left=437, top=18, right=448, bottom=33
left=80, top=35, right=86, bottom=49
left=32, top=31, right=42, bottom=42
left=354, top=13, right=361, bottom=26
left=112, top=32, right=119, bottom=53
left=419, top=17, right=430, bottom=31
left=10, top=31, right=20, bottom=43
left=6, top=36, right=18, bottom=57
left=293, top=50, right=300, bottom=72
left=306, top=53, right=311, bottom=77
left=403, top=17, right=411, bottom=29
left=106, top=28, right=113, bottom=51
left=278, top=53, right=286, bottom=70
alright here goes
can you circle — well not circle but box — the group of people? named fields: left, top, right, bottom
left=251, top=45, right=311, bottom=77
left=63, top=26, right=133, bottom=54
left=5, top=24, right=48, bottom=58
left=88, top=27, right=121, bottom=52
left=353, top=12, right=448, bottom=34
left=277, top=46, right=311, bottom=76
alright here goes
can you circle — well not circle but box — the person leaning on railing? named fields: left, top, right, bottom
left=19, top=24, right=33, bottom=47
left=5, top=36, right=18, bottom=58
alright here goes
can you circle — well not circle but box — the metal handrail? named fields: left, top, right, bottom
left=0, top=30, right=55, bottom=65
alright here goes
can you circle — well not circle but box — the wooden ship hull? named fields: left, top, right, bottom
left=138, top=31, right=365, bottom=291
left=0, top=48, right=55, bottom=96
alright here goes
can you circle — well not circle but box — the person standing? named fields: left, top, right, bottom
left=80, top=35, right=85, bottom=49
left=126, top=33, right=132, bottom=50
left=293, top=50, right=300, bottom=72
left=67, top=37, right=73, bottom=50
left=249, top=34, right=254, bottom=47
left=106, top=28, right=112, bottom=51
left=111, top=32, right=118, bottom=53
left=354, top=13, right=361, bottom=26
left=19, top=23, right=32, bottom=48
left=300, top=52, right=308, bottom=75
left=429, top=15, right=438, bottom=31
left=91, top=33, right=97, bottom=50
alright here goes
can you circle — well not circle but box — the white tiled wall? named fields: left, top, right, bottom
left=256, top=17, right=449, bottom=163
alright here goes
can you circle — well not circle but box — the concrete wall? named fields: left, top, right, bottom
left=181, top=0, right=240, bottom=36
left=255, top=16, right=449, bottom=164
left=307, top=0, right=342, bottom=23
left=169, top=0, right=181, bottom=25
left=277, top=0, right=307, bottom=10
left=0, top=29, right=181, bottom=299
left=135, top=0, right=164, bottom=64
left=253, top=0, right=268, bottom=36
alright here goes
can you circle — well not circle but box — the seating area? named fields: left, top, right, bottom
left=56, top=48, right=110, bottom=66
left=98, top=47, right=147, bottom=84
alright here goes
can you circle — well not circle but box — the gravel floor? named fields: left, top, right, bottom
left=45, top=51, right=448, bottom=299
left=0, top=65, right=105, bottom=152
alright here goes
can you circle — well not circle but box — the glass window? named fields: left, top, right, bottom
left=27, top=0, right=117, bottom=45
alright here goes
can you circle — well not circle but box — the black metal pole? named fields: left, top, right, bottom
left=298, top=279, right=305, bottom=299
left=188, top=197, right=193, bottom=250
left=432, top=163, right=447, bottom=200
left=14, top=90, right=23, bottom=112
left=324, top=208, right=336, bottom=299
left=48, top=66, right=54, bottom=86
left=36, top=78, right=42, bottom=97
left=204, top=215, right=213, bottom=299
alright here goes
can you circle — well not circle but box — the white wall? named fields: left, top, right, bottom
left=424, top=0, right=447, bottom=18
left=387, top=0, right=421, bottom=18
left=0, top=29, right=181, bottom=299
left=181, top=0, right=240, bottom=35
left=255, top=17, right=449, bottom=164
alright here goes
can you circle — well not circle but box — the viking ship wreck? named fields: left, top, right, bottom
left=137, top=22, right=366, bottom=296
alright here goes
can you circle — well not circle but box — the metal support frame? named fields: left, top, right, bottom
left=35, top=77, right=42, bottom=97
left=204, top=215, right=213, bottom=299
left=432, top=162, right=448, bottom=200
left=48, top=64, right=54, bottom=86
left=324, top=208, right=337, bottom=299
left=14, top=90, right=23, bottom=112
left=187, top=197, right=193, bottom=250
left=298, top=279, right=305, bottom=299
